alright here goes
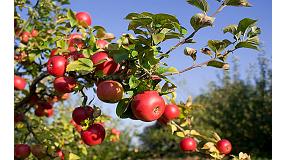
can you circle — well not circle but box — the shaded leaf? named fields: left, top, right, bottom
left=116, top=98, right=130, bottom=118
left=208, top=39, right=232, bottom=53
left=225, top=0, right=252, bottom=7
left=237, top=18, right=257, bottom=34
left=223, top=24, right=238, bottom=34
left=152, top=33, right=165, bottom=45
left=207, top=60, right=230, bottom=70
left=190, top=13, right=215, bottom=31
left=187, top=0, right=209, bottom=12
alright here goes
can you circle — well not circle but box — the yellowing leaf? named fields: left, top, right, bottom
left=190, top=130, right=201, bottom=136
left=176, top=132, right=185, bottom=137
left=170, top=124, right=177, bottom=134
left=213, top=132, right=221, bottom=141
left=69, top=153, right=80, bottom=160
left=202, top=142, right=215, bottom=150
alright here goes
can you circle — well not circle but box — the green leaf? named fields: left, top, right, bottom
left=237, top=18, right=257, bottom=34
left=56, top=39, right=67, bottom=49
left=66, top=60, right=93, bottom=73
left=187, top=0, right=209, bottom=12
left=223, top=24, right=238, bottom=34
left=235, top=39, right=259, bottom=50
left=190, top=13, right=215, bottom=31
left=152, top=33, right=165, bottom=45
left=129, top=75, right=140, bottom=89
left=125, top=13, right=141, bottom=20
left=131, top=50, right=138, bottom=57
left=207, top=60, right=230, bottom=70
left=67, top=9, right=77, bottom=27
left=78, top=58, right=93, bottom=68
left=225, top=0, right=252, bottom=7
left=176, top=132, right=185, bottom=138
left=116, top=98, right=130, bottom=118
left=208, top=39, right=232, bottom=53
left=110, top=49, right=129, bottom=63
left=69, top=153, right=80, bottom=160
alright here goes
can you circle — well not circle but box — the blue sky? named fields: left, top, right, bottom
left=63, top=0, right=272, bottom=137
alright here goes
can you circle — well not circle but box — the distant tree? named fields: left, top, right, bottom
left=192, top=56, right=272, bottom=159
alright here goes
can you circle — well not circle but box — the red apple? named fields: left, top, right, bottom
left=45, top=108, right=54, bottom=117
left=14, top=113, right=25, bottom=123
left=96, top=39, right=109, bottom=49
left=180, top=137, right=197, bottom=152
left=158, top=104, right=180, bottom=124
left=38, top=102, right=53, bottom=109
left=15, top=144, right=31, bottom=159
left=14, top=75, right=26, bottom=90
left=91, top=52, right=120, bottom=75
left=20, top=31, right=31, bottom=44
left=111, top=128, right=121, bottom=136
left=76, top=12, right=92, bottom=27
left=68, top=33, right=84, bottom=52
left=35, top=105, right=45, bottom=117
left=31, top=144, right=46, bottom=158
left=131, top=91, right=165, bottom=122
left=72, top=106, right=94, bottom=125
left=47, top=56, right=67, bottom=77
left=96, top=80, right=124, bottom=103
left=56, top=149, right=64, bottom=160
left=216, top=139, right=232, bottom=155
left=53, top=77, right=76, bottom=93
left=31, top=29, right=38, bottom=37
left=81, top=123, right=106, bottom=146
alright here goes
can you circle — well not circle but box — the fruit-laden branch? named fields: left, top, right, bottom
left=162, top=58, right=215, bottom=76
left=15, top=71, right=49, bottom=109
left=17, top=0, right=41, bottom=36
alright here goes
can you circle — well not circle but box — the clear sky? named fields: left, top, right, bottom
left=63, top=0, right=272, bottom=137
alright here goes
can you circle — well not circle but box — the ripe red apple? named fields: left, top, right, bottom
left=111, top=128, right=121, bottom=136
left=31, top=144, right=46, bottom=158
left=20, top=31, right=31, bottom=44
left=65, top=51, right=85, bottom=62
left=14, top=113, right=25, bottom=123
left=56, top=149, right=64, bottom=160
left=96, top=39, right=109, bottom=49
left=14, top=75, right=26, bottom=90
left=68, top=33, right=84, bottom=52
left=53, top=77, right=76, bottom=93
left=158, top=104, right=180, bottom=124
left=81, top=123, right=106, bottom=146
left=47, top=55, right=67, bottom=77
left=97, top=80, right=124, bottom=103
left=72, top=106, right=94, bottom=125
left=15, top=144, right=31, bottom=159
left=131, top=91, right=165, bottom=122
left=31, top=29, right=38, bottom=37
left=91, top=52, right=120, bottom=75
left=45, top=108, right=54, bottom=117
left=76, top=12, right=92, bottom=27
left=38, top=102, right=53, bottom=109
left=216, top=139, right=232, bottom=155
left=180, top=137, right=197, bottom=152
left=35, top=106, right=45, bottom=117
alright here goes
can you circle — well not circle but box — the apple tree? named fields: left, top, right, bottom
left=14, top=0, right=260, bottom=159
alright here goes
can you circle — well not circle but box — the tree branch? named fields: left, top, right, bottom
left=163, top=58, right=215, bottom=76
left=15, top=71, right=49, bottom=109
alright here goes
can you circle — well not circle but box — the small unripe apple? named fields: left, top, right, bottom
left=97, top=80, right=124, bottom=103
left=68, top=33, right=84, bottom=52
left=47, top=56, right=67, bottom=77
left=81, top=123, right=106, bottom=146
left=53, top=77, right=76, bottom=93
left=15, top=144, right=31, bottom=159
left=14, top=75, right=26, bottom=90
left=216, top=139, right=232, bottom=155
left=31, top=144, right=46, bottom=158
left=180, top=137, right=197, bottom=152
left=76, top=12, right=92, bottom=27
left=72, top=106, right=94, bottom=125
left=31, top=29, right=38, bottom=37
left=131, top=91, right=165, bottom=122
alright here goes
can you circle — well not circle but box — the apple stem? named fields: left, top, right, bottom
left=80, top=89, right=88, bottom=106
